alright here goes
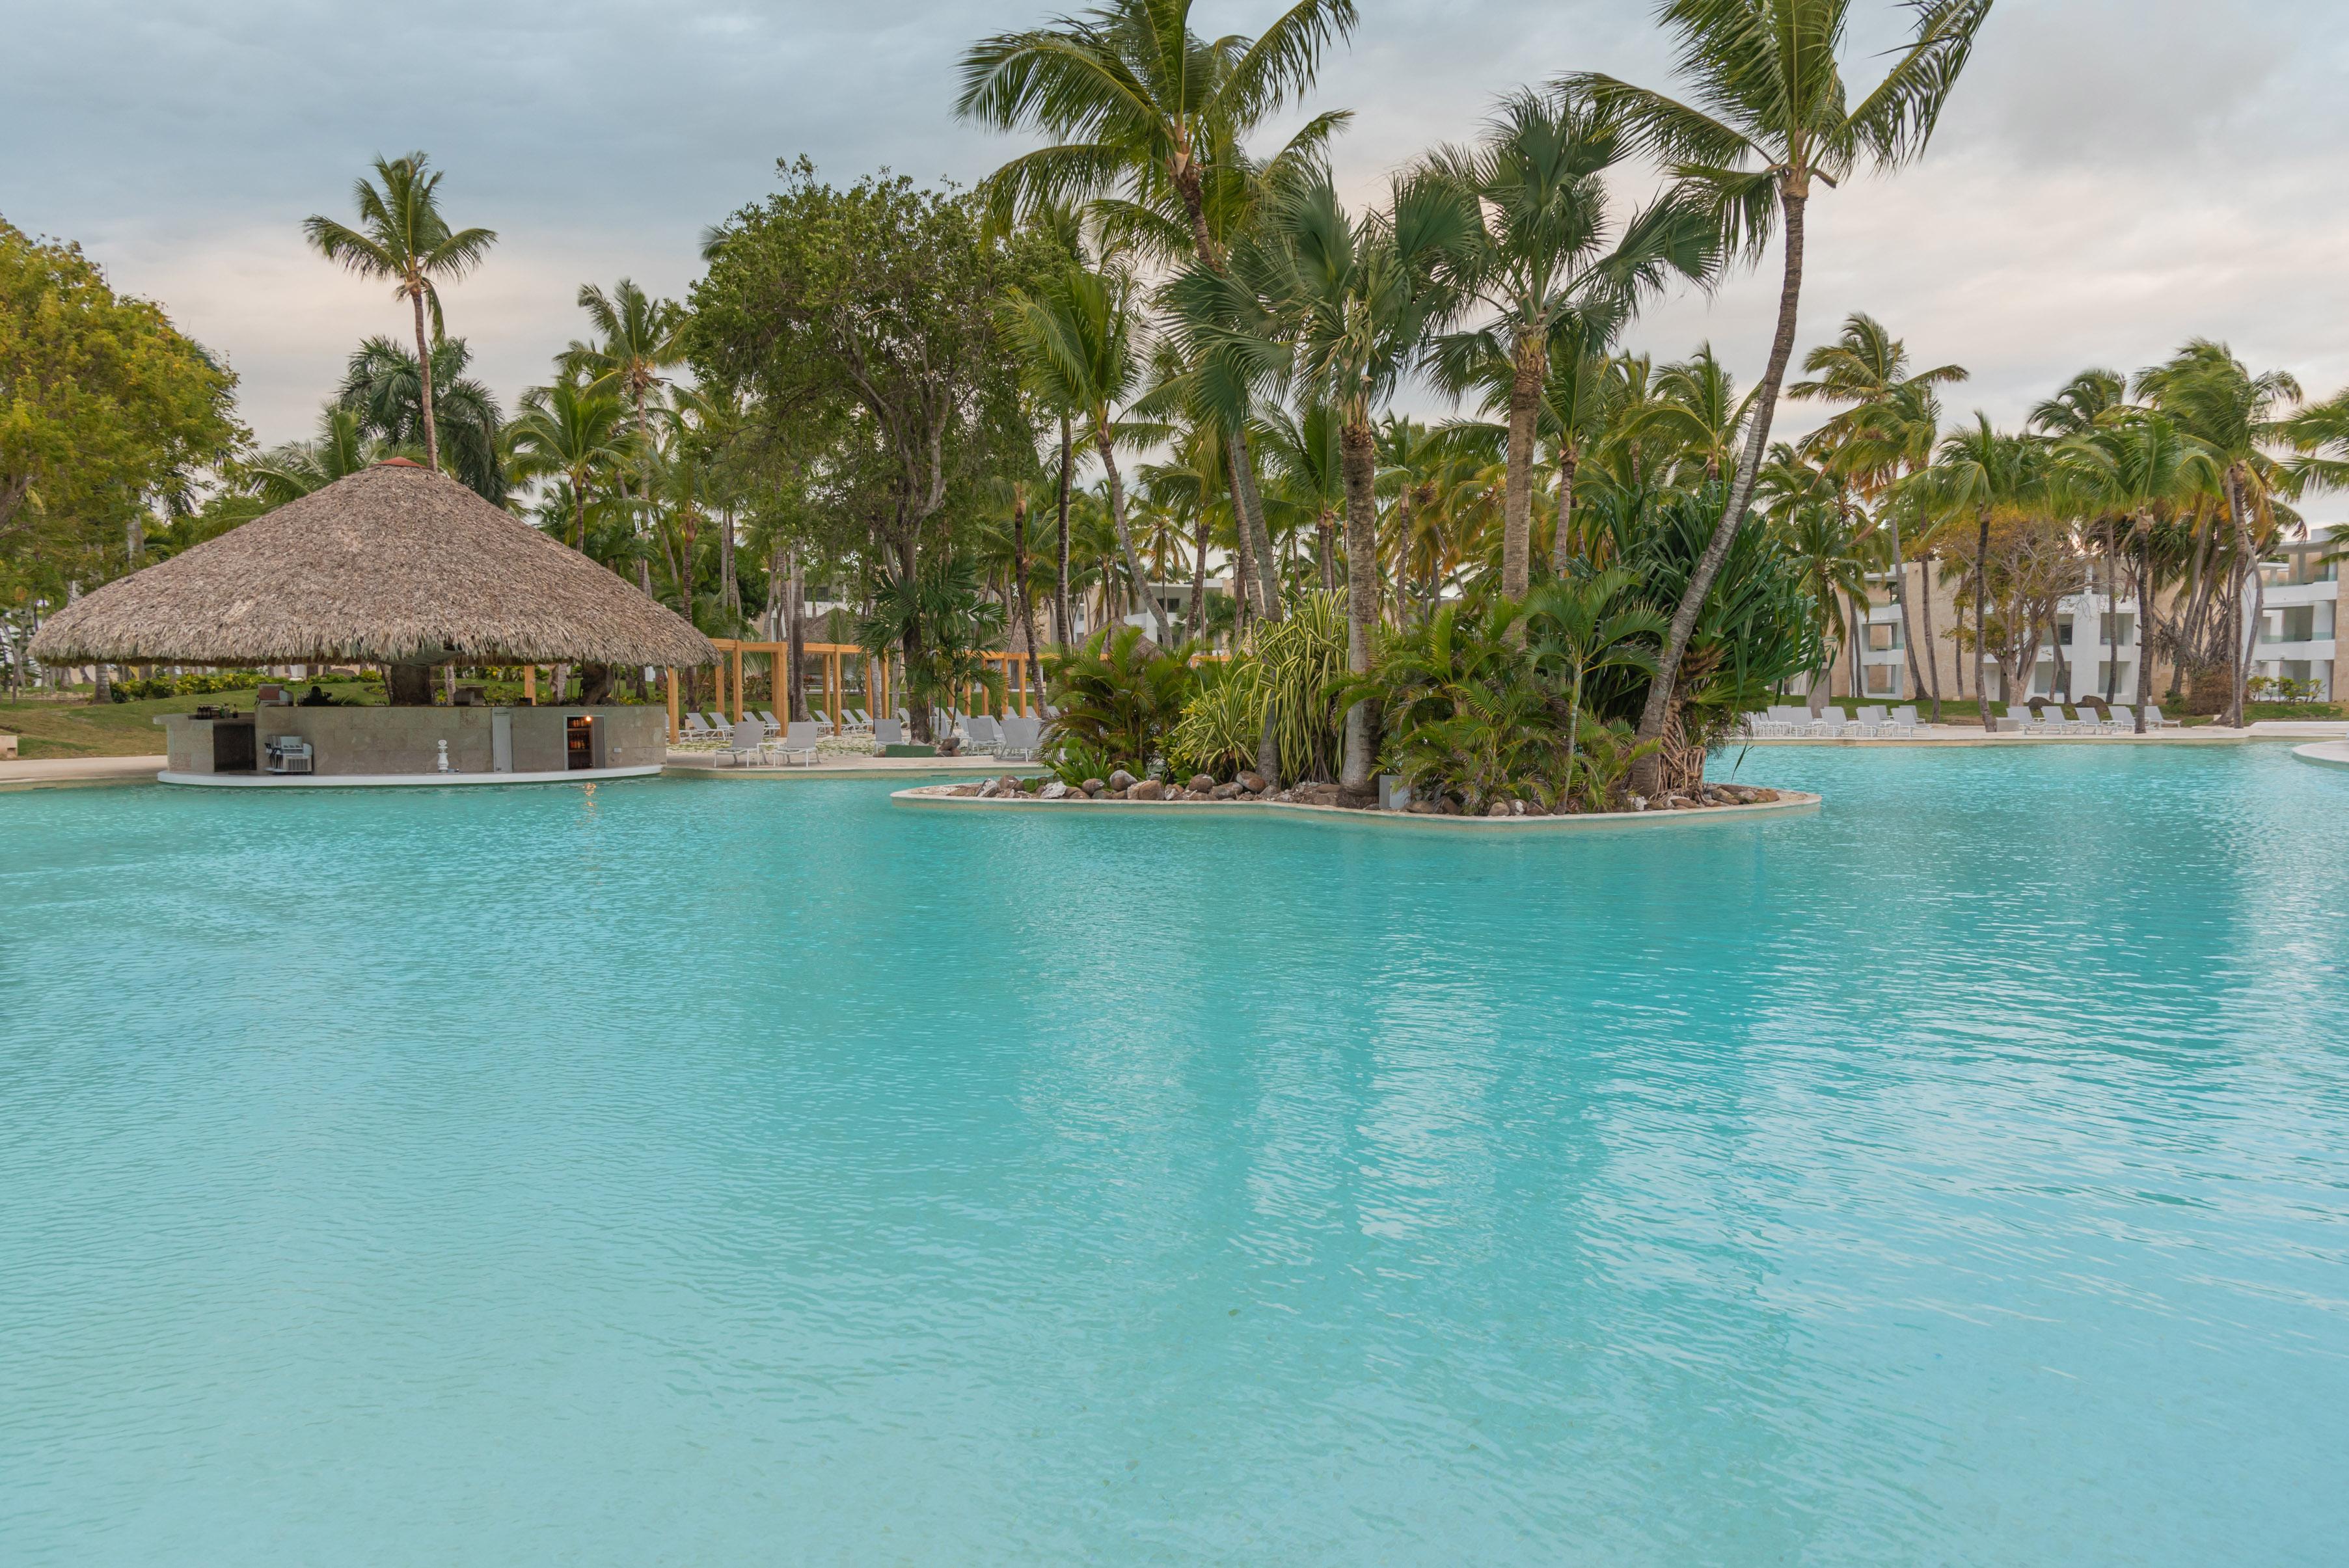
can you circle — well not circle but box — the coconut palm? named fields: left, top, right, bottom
left=955, top=0, right=1359, bottom=624
left=1174, top=171, right=1474, bottom=790
left=507, top=380, right=631, bottom=552
left=303, top=152, right=497, bottom=474
left=2051, top=407, right=2217, bottom=729
left=1791, top=312, right=1968, bottom=710
left=1422, top=88, right=1718, bottom=598
left=245, top=407, right=395, bottom=506
left=999, top=260, right=1172, bottom=645
left=336, top=335, right=507, bottom=502
left=2134, top=340, right=2301, bottom=725
left=1907, top=415, right=2049, bottom=725
left=1566, top=0, right=1993, bottom=791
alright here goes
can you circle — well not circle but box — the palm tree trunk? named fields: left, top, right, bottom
left=2135, top=530, right=2154, bottom=731
left=1096, top=424, right=1169, bottom=646
left=1549, top=444, right=1579, bottom=577
left=1338, top=418, right=1381, bottom=794
left=1187, top=512, right=1209, bottom=642
left=410, top=287, right=439, bottom=472
left=1227, top=461, right=1253, bottom=645
left=1892, top=530, right=1927, bottom=706
left=1316, top=513, right=1337, bottom=593
left=786, top=545, right=807, bottom=722
left=2225, top=468, right=2257, bottom=727
left=1501, top=328, right=1545, bottom=597
left=1918, top=556, right=1944, bottom=722
left=2102, top=520, right=2119, bottom=705
left=720, top=507, right=739, bottom=618
left=1976, top=509, right=1996, bottom=729
left=1010, top=487, right=1039, bottom=687
left=1631, top=185, right=1808, bottom=795
left=1055, top=415, right=1074, bottom=647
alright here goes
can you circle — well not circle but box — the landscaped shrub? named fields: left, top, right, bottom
left=111, top=669, right=268, bottom=701
left=1041, top=625, right=1199, bottom=781
left=1255, top=590, right=1348, bottom=783
left=1165, top=659, right=1262, bottom=782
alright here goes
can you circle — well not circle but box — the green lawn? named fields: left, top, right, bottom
left=0, top=682, right=381, bottom=758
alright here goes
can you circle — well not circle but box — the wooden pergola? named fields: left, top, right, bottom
left=661, top=641, right=1045, bottom=742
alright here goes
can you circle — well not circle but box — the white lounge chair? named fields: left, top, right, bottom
left=964, top=714, right=1004, bottom=752
left=1851, top=704, right=1886, bottom=737
left=765, top=720, right=822, bottom=766
left=872, top=718, right=905, bottom=748
left=2103, top=704, right=2136, bottom=733
left=2143, top=703, right=2181, bottom=730
left=1882, top=705, right=1919, bottom=737
left=1998, top=703, right=2043, bottom=735
left=757, top=709, right=783, bottom=737
left=997, top=716, right=1042, bottom=760
left=678, top=714, right=719, bottom=745
left=720, top=720, right=769, bottom=766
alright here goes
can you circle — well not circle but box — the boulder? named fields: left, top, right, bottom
left=998, top=775, right=1023, bottom=794
left=1081, top=778, right=1106, bottom=797
left=1436, top=798, right=1459, bottom=815
left=949, top=783, right=982, bottom=797
left=976, top=777, right=1001, bottom=798
left=1487, top=802, right=1513, bottom=818
left=1188, top=774, right=1215, bottom=794
left=1238, top=772, right=1268, bottom=794
left=1128, top=778, right=1165, bottom=800
left=1407, top=800, right=1437, bottom=815
left=1210, top=781, right=1242, bottom=800
left=1040, top=779, right=1072, bottom=800
left=1510, top=800, right=1528, bottom=817
left=1107, top=768, right=1137, bottom=792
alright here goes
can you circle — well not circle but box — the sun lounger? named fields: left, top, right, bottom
left=1851, top=704, right=1886, bottom=737
left=1882, top=704, right=1918, bottom=737
left=720, top=720, right=769, bottom=766
left=761, top=720, right=821, bottom=766
left=757, top=709, right=783, bottom=737
left=997, top=716, right=1042, bottom=759
left=2143, top=703, right=2180, bottom=729
left=2103, top=704, right=2136, bottom=733
left=964, top=714, right=1004, bottom=752
left=872, top=718, right=905, bottom=748
left=678, top=714, right=719, bottom=744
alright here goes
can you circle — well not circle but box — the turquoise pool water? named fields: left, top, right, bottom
left=3, top=748, right=2346, bottom=1565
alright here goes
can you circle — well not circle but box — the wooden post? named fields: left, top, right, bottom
left=664, top=669, right=679, bottom=743
left=731, top=648, right=744, bottom=722
left=523, top=665, right=537, bottom=704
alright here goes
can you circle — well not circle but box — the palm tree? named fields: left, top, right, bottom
left=1791, top=312, right=1968, bottom=712
left=1762, top=442, right=1872, bottom=712
left=245, top=407, right=394, bottom=506
left=1908, top=415, right=2048, bottom=727
left=303, top=152, right=497, bottom=475
left=1423, top=88, right=1717, bottom=598
left=1567, top=0, right=1992, bottom=791
left=2134, top=340, right=2300, bottom=726
left=1524, top=566, right=1666, bottom=802
left=955, top=0, right=1359, bottom=625
left=565, top=280, right=686, bottom=440
left=2051, top=407, right=2216, bottom=731
left=999, top=260, right=1172, bottom=645
left=507, top=380, right=631, bottom=551
left=1178, top=172, right=1474, bottom=791
left=336, top=335, right=507, bottom=502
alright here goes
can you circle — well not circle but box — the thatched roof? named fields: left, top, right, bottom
left=31, top=461, right=717, bottom=668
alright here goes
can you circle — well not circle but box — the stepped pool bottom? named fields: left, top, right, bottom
left=3, top=746, right=2344, bottom=1567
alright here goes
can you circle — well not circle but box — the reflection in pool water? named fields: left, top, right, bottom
left=3, top=745, right=2344, bottom=1566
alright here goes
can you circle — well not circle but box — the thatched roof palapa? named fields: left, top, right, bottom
left=31, top=461, right=717, bottom=668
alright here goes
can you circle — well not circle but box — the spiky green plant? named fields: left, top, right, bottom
left=1166, top=657, right=1264, bottom=780
left=1253, top=589, right=1348, bottom=781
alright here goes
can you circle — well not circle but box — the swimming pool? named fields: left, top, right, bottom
left=4, top=747, right=2344, bottom=1565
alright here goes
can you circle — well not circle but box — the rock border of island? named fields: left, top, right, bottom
left=893, top=768, right=1820, bottom=830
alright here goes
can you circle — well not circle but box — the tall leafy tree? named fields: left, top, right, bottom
left=507, top=379, right=631, bottom=551
left=1567, top=0, right=1992, bottom=791
left=1175, top=171, right=1474, bottom=790
left=955, top=0, right=1360, bottom=625
left=336, top=335, right=506, bottom=502
left=303, top=152, right=496, bottom=474
left=999, top=260, right=1171, bottom=644
left=1424, top=88, right=1717, bottom=597
left=1791, top=312, right=1967, bottom=711
left=2134, top=340, right=2299, bottom=726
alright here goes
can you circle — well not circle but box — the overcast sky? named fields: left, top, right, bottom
left=9, top=0, right=2348, bottom=519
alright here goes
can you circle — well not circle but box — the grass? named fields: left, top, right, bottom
left=0, top=682, right=381, bottom=758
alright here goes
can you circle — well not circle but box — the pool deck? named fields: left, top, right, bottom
left=1735, top=720, right=2346, bottom=747
left=895, top=783, right=1823, bottom=831
left=2292, top=740, right=2349, bottom=772
left=0, top=754, right=169, bottom=791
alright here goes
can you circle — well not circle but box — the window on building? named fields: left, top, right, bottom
left=2098, top=612, right=2135, bottom=645
left=2264, top=605, right=2319, bottom=644
left=1865, top=622, right=1902, bottom=651
left=1863, top=664, right=1901, bottom=696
